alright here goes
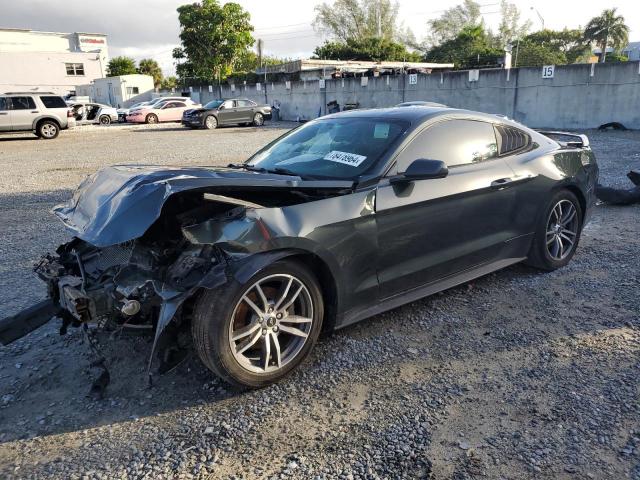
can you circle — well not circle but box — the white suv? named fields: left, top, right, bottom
left=0, top=92, right=72, bottom=139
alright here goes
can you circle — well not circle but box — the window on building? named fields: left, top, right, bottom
left=9, top=96, right=37, bottom=110
left=40, top=96, right=68, bottom=109
left=65, top=63, right=85, bottom=76
left=395, top=119, right=498, bottom=170
left=126, top=86, right=140, bottom=95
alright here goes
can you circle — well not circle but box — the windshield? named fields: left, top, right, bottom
left=247, top=117, right=409, bottom=179
left=204, top=100, right=224, bottom=109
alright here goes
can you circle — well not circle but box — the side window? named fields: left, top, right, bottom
left=395, top=119, right=498, bottom=171
left=0, top=98, right=7, bottom=110
left=495, top=125, right=531, bottom=155
left=222, top=100, right=236, bottom=109
left=174, top=102, right=186, bottom=108
left=237, top=100, right=254, bottom=107
left=40, top=96, right=67, bottom=109
left=9, top=97, right=36, bottom=110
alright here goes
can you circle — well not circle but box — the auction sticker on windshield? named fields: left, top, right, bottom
left=324, top=151, right=367, bottom=167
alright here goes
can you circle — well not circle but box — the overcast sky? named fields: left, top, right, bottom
left=2, top=0, right=640, bottom=75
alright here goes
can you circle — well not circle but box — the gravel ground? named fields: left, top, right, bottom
left=0, top=123, right=638, bottom=480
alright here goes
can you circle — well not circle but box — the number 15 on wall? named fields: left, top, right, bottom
left=542, top=65, right=555, bottom=78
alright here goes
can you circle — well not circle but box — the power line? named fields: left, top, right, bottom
left=254, top=22, right=313, bottom=31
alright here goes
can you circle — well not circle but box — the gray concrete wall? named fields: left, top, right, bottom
left=192, top=61, right=640, bottom=129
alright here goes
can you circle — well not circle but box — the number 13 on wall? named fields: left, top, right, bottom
left=542, top=65, right=555, bottom=78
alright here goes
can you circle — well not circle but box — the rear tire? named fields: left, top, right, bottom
left=252, top=112, right=264, bottom=127
left=192, top=259, right=324, bottom=388
left=145, top=114, right=158, bottom=124
left=526, top=190, right=583, bottom=271
left=37, top=120, right=59, bottom=139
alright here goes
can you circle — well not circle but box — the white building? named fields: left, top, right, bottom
left=0, top=28, right=108, bottom=96
left=76, top=74, right=155, bottom=107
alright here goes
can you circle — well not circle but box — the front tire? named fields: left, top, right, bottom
left=204, top=115, right=217, bottom=130
left=192, top=259, right=324, bottom=388
left=37, top=120, right=59, bottom=139
left=99, top=115, right=111, bottom=126
left=526, top=190, right=583, bottom=271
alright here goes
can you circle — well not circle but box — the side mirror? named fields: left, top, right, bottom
left=391, top=159, right=448, bottom=183
left=218, top=105, right=225, bottom=110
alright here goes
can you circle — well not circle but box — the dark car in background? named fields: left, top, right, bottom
left=182, top=98, right=272, bottom=129
left=0, top=107, right=598, bottom=388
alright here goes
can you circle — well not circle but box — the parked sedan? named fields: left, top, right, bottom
left=182, top=98, right=272, bottom=129
left=70, top=102, right=118, bottom=125
left=126, top=100, right=201, bottom=124
left=0, top=107, right=598, bottom=389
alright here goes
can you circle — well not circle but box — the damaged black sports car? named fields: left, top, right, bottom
left=0, top=108, right=598, bottom=387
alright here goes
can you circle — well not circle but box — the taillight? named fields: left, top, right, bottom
left=67, top=109, right=73, bottom=118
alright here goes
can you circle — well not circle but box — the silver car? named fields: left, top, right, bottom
left=70, top=102, right=118, bottom=126
left=0, top=92, right=72, bottom=139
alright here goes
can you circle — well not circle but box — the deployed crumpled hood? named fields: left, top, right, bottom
left=54, top=165, right=352, bottom=247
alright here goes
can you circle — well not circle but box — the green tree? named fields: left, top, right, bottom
left=426, top=25, right=504, bottom=69
left=137, top=58, right=163, bottom=89
left=520, top=29, right=590, bottom=64
left=313, top=37, right=422, bottom=61
left=514, top=41, right=567, bottom=67
left=584, top=8, right=629, bottom=63
left=313, top=0, right=402, bottom=41
left=160, top=76, right=178, bottom=91
left=173, top=0, right=254, bottom=82
left=427, top=0, right=482, bottom=46
left=106, top=56, right=137, bottom=76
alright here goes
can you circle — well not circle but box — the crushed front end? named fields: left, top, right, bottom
left=33, top=237, right=223, bottom=334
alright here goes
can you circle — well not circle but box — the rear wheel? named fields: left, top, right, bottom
left=204, top=115, right=217, bottom=130
left=192, top=260, right=324, bottom=388
left=145, top=113, right=158, bottom=124
left=37, top=120, right=59, bottom=139
left=526, top=190, right=582, bottom=270
left=99, top=115, right=111, bottom=126
left=252, top=112, right=264, bottom=127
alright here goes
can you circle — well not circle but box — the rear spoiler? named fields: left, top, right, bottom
left=535, top=130, right=590, bottom=149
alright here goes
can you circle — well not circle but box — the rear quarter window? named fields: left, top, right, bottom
left=40, top=96, right=68, bottom=109
left=495, top=125, right=531, bottom=155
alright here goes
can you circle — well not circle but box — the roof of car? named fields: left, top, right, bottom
left=322, top=106, right=454, bottom=122
left=320, top=106, right=527, bottom=130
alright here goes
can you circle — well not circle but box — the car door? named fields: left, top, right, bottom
left=217, top=100, right=238, bottom=124
left=375, top=119, right=520, bottom=298
left=0, top=97, right=10, bottom=131
left=156, top=102, right=177, bottom=122
left=8, top=96, right=39, bottom=130
left=236, top=99, right=255, bottom=123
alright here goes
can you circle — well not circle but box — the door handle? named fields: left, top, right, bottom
left=31, top=110, right=39, bottom=113
left=491, top=175, right=536, bottom=190
left=0, top=112, right=8, bottom=115
left=490, top=178, right=513, bottom=189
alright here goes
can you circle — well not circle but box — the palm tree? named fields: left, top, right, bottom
left=137, top=59, right=164, bottom=90
left=584, top=8, right=629, bottom=62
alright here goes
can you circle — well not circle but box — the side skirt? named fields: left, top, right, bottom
left=338, top=257, right=526, bottom=330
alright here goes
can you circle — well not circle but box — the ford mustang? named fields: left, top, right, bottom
left=0, top=107, right=598, bottom=388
